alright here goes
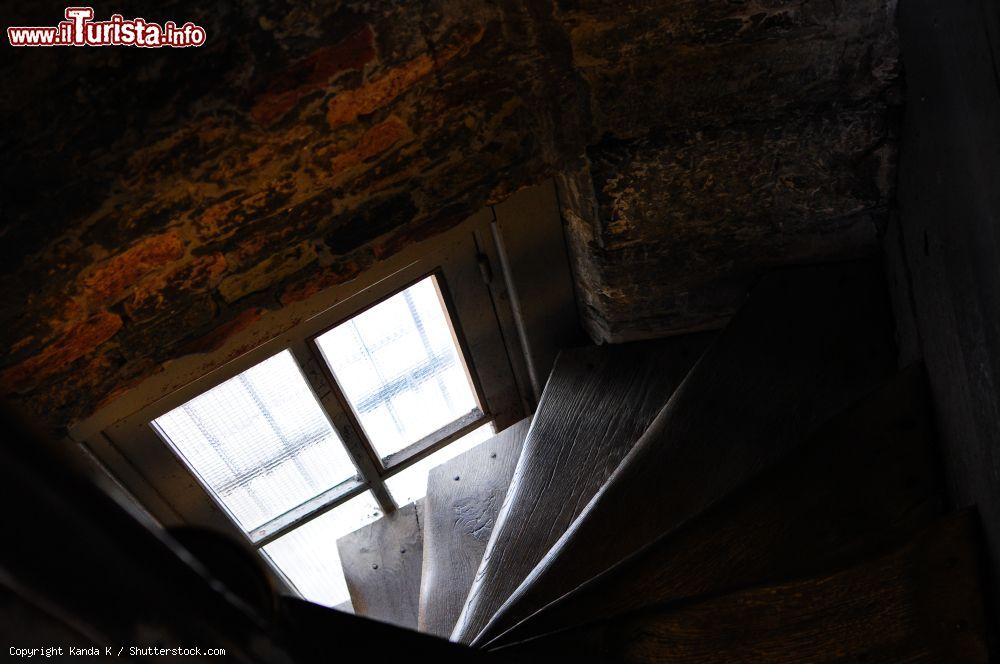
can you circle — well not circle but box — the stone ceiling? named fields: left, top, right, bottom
left=0, top=0, right=899, bottom=433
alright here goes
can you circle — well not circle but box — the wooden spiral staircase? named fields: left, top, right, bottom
left=5, top=259, right=992, bottom=662
left=329, top=259, right=994, bottom=661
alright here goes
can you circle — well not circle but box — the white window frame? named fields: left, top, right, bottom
left=66, top=182, right=579, bottom=598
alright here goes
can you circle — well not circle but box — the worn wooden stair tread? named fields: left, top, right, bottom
left=486, top=364, right=942, bottom=647
left=498, top=513, right=991, bottom=663
left=471, top=260, right=896, bottom=646
left=418, top=417, right=530, bottom=638
left=451, top=333, right=713, bottom=642
left=337, top=500, right=424, bottom=630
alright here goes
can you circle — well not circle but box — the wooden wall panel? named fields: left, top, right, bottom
left=894, top=0, right=1000, bottom=604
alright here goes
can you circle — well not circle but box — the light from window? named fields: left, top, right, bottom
left=385, top=422, right=495, bottom=506
left=152, top=350, right=357, bottom=532
left=148, top=275, right=496, bottom=611
left=262, top=491, right=383, bottom=607
left=315, top=276, right=480, bottom=459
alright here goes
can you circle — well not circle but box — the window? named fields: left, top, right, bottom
left=384, top=422, right=495, bottom=506
left=152, top=350, right=356, bottom=532
left=314, top=276, right=482, bottom=459
left=261, top=491, right=383, bottom=607
left=135, top=274, right=508, bottom=608
left=72, top=185, right=580, bottom=611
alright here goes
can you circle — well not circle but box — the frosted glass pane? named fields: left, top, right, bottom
left=262, top=491, right=383, bottom=607
left=153, top=350, right=357, bottom=532
left=385, top=422, right=495, bottom=506
left=315, top=276, right=479, bottom=458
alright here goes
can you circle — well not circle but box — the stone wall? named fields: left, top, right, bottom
left=0, top=0, right=583, bottom=433
left=0, top=0, right=899, bottom=433
left=553, top=0, right=901, bottom=341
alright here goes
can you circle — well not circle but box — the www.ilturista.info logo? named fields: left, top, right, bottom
left=7, top=7, right=206, bottom=47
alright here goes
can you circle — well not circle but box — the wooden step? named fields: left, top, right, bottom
left=418, top=418, right=530, bottom=638
left=485, top=364, right=943, bottom=647
left=333, top=599, right=355, bottom=614
left=451, top=334, right=713, bottom=642
left=469, top=260, right=896, bottom=646
left=337, top=500, right=424, bottom=630
left=498, top=513, right=991, bottom=663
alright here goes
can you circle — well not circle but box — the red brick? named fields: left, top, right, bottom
left=0, top=311, right=123, bottom=394
left=178, top=308, right=265, bottom=356
left=81, top=232, right=185, bottom=306
left=326, top=24, right=484, bottom=129
left=125, top=253, right=227, bottom=323
left=252, top=26, right=376, bottom=126
left=328, top=116, right=413, bottom=175
left=279, top=257, right=369, bottom=305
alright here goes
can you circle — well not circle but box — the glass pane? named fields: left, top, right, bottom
left=385, top=422, right=495, bottom=506
left=315, top=276, right=480, bottom=458
left=153, top=350, right=357, bottom=532
left=262, top=491, right=383, bottom=608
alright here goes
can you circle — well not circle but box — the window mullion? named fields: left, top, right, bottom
left=286, top=341, right=397, bottom=514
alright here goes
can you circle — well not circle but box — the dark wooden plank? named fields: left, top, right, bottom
left=419, top=418, right=530, bottom=638
left=487, top=364, right=943, bottom=647
left=451, top=333, right=713, bottom=642
left=338, top=500, right=424, bottom=630
left=500, top=513, right=991, bottom=663
left=471, top=260, right=896, bottom=646
left=893, top=0, right=1000, bottom=603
